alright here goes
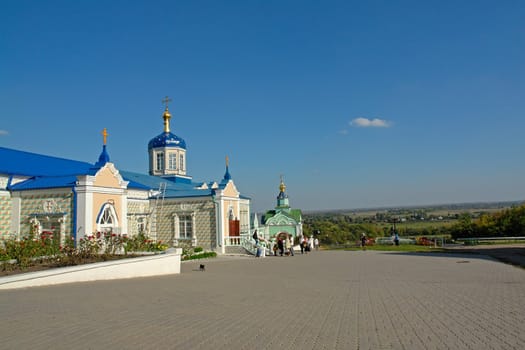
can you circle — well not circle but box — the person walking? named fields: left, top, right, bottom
left=277, top=237, right=284, bottom=256
left=360, top=233, right=367, bottom=250
left=288, top=236, right=295, bottom=256
left=302, top=237, right=309, bottom=254
left=314, top=237, right=319, bottom=250
left=394, top=232, right=400, bottom=246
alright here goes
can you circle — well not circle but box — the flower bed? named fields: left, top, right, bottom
left=0, top=249, right=182, bottom=290
left=1, top=231, right=168, bottom=273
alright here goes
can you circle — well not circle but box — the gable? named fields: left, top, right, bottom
left=222, top=181, right=239, bottom=197
left=265, top=212, right=298, bottom=226
left=93, top=163, right=126, bottom=189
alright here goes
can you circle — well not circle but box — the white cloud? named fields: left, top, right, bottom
left=350, top=117, right=391, bottom=128
left=0, top=130, right=8, bottom=136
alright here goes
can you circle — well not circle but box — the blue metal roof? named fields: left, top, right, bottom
left=9, top=175, right=78, bottom=190
left=120, top=170, right=213, bottom=198
left=0, top=147, right=95, bottom=177
left=1, top=147, right=222, bottom=198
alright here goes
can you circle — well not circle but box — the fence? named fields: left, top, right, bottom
left=456, top=236, right=525, bottom=245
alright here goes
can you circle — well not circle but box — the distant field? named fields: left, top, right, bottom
left=306, top=200, right=524, bottom=217
left=376, top=220, right=455, bottom=231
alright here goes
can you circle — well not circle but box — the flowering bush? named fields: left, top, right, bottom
left=1, top=231, right=168, bottom=271
left=1, top=231, right=65, bottom=267
left=123, top=232, right=168, bottom=253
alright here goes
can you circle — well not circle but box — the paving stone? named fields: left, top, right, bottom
left=0, top=250, right=524, bottom=349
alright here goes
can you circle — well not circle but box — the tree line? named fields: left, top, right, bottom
left=448, top=205, right=525, bottom=239
left=303, top=204, right=525, bottom=244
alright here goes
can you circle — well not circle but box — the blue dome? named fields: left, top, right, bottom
left=148, top=132, right=187, bottom=150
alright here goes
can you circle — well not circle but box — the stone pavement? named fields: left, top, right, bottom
left=0, top=250, right=524, bottom=350
left=445, top=244, right=525, bottom=269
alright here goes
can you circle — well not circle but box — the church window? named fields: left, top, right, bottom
left=156, top=152, right=164, bottom=171
left=168, top=153, right=177, bottom=170
left=101, top=208, right=113, bottom=224
left=179, top=214, right=192, bottom=239
left=179, top=154, right=184, bottom=171
left=97, top=203, right=119, bottom=233
left=137, top=217, right=146, bottom=234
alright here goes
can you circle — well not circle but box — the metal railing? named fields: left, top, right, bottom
left=456, top=237, right=525, bottom=245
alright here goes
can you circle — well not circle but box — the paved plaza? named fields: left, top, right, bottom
left=1, top=250, right=524, bottom=350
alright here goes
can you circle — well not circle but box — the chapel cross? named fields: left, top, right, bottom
left=102, top=128, right=108, bottom=145
left=162, top=96, right=173, bottom=110
left=225, top=155, right=229, bottom=167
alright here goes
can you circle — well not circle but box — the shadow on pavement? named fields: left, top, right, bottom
left=379, top=246, right=525, bottom=269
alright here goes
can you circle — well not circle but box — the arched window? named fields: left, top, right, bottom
left=97, top=203, right=119, bottom=233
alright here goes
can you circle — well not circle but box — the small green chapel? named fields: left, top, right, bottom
left=253, top=176, right=303, bottom=243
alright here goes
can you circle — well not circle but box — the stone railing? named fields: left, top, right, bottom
left=224, top=234, right=257, bottom=255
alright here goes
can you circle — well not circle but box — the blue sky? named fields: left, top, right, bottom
left=1, top=0, right=524, bottom=212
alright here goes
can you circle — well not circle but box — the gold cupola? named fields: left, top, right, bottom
left=279, top=175, right=286, bottom=193
left=276, top=175, right=290, bottom=209
left=162, top=97, right=172, bottom=133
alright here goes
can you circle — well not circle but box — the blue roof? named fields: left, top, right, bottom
left=1, top=147, right=222, bottom=198
left=148, top=132, right=186, bottom=150
left=120, top=170, right=213, bottom=198
left=9, top=175, right=78, bottom=190
left=0, top=147, right=95, bottom=177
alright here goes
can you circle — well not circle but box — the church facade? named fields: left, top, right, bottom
left=0, top=102, right=251, bottom=254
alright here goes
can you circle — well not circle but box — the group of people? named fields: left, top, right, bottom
left=253, top=230, right=319, bottom=257
left=298, top=236, right=319, bottom=254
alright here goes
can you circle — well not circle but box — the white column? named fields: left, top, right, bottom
left=191, top=212, right=197, bottom=246
left=121, top=192, right=128, bottom=234
left=75, top=189, right=93, bottom=243
left=172, top=213, right=179, bottom=246
left=217, top=197, right=225, bottom=254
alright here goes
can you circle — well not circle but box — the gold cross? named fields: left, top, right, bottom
left=225, top=155, right=229, bottom=167
left=102, top=128, right=108, bottom=145
left=162, top=96, right=172, bottom=109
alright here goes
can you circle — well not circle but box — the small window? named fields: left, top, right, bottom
left=137, top=217, right=146, bottom=234
left=156, top=152, right=164, bottom=171
left=179, top=214, right=192, bottom=239
left=168, top=153, right=177, bottom=170
left=179, top=154, right=184, bottom=171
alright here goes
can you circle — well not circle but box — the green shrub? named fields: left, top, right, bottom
left=183, top=251, right=217, bottom=260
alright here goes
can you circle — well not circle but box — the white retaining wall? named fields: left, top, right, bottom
left=0, top=248, right=182, bottom=290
